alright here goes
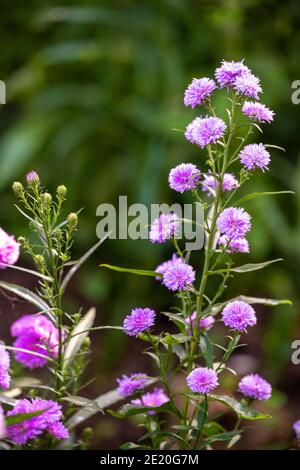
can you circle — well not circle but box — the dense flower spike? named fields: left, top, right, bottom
left=218, top=235, right=250, bottom=253
left=222, top=301, right=257, bottom=331
left=123, top=308, right=156, bottom=337
left=215, top=60, right=250, bottom=87
left=0, top=345, right=11, bottom=389
left=242, top=101, right=274, bottom=123
left=6, top=398, right=69, bottom=445
left=168, top=163, right=201, bottom=193
left=238, top=374, right=272, bottom=401
left=149, top=213, right=180, bottom=243
left=11, top=315, right=62, bottom=369
left=233, top=72, right=262, bottom=99
left=117, top=373, right=149, bottom=397
left=131, top=388, right=169, bottom=414
left=186, top=312, right=215, bottom=335
left=293, top=420, right=300, bottom=438
left=0, top=228, right=20, bottom=269
left=187, top=367, right=219, bottom=394
left=184, top=78, right=217, bottom=108
left=202, top=173, right=239, bottom=195
left=239, top=143, right=271, bottom=171
left=163, top=262, right=195, bottom=291
left=189, top=116, right=227, bottom=148
left=217, top=207, right=251, bottom=239
left=155, top=253, right=184, bottom=281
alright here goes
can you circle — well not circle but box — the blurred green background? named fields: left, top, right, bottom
left=1, top=0, right=300, bottom=449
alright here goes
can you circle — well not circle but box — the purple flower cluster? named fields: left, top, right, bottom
left=163, top=261, right=195, bottom=291
left=155, top=254, right=184, bottom=281
left=238, top=374, right=272, bottom=401
left=293, top=419, right=300, bottom=438
left=242, top=101, right=274, bottom=123
left=117, top=373, right=149, bottom=397
left=221, top=301, right=257, bottom=331
left=11, top=315, right=62, bottom=369
left=131, top=388, right=169, bottom=414
left=186, top=312, right=215, bottom=335
left=6, top=398, right=69, bottom=445
left=0, top=227, right=20, bottom=269
left=217, top=207, right=251, bottom=239
left=149, top=213, right=180, bottom=243
left=239, top=143, right=271, bottom=171
left=218, top=235, right=249, bottom=254
left=184, top=78, right=216, bottom=108
left=168, top=163, right=200, bottom=193
left=123, top=308, right=156, bottom=337
left=0, top=345, right=11, bottom=389
left=201, top=173, right=239, bottom=195
left=187, top=367, right=219, bottom=394
left=215, top=60, right=250, bottom=87
left=233, top=72, right=262, bottom=99
left=185, top=116, right=226, bottom=148
left=26, top=171, right=40, bottom=184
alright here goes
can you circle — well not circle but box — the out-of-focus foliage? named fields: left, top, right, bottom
left=0, top=0, right=300, bottom=448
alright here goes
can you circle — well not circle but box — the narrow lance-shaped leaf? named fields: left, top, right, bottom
left=208, top=394, right=271, bottom=420
left=5, top=409, right=48, bottom=427
left=209, top=258, right=283, bottom=275
left=234, top=191, right=294, bottom=207
left=100, top=264, right=162, bottom=278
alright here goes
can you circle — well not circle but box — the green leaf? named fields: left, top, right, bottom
left=100, top=264, right=162, bottom=278
left=209, top=258, right=283, bottom=275
left=161, top=333, right=190, bottom=346
left=198, top=430, right=242, bottom=448
left=202, top=421, right=226, bottom=437
left=5, top=409, right=48, bottom=426
left=234, top=191, right=294, bottom=206
left=62, top=395, right=103, bottom=412
left=0, top=281, right=52, bottom=318
left=200, top=335, right=214, bottom=368
left=209, top=394, right=272, bottom=420
left=109, top=401, right=174, bottom=419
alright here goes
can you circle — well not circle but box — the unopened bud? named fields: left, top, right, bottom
left=57, top=185, right=67, bottom=198
left=26, top=171, right=40, bottom=184
left=67, top=212, right=78, bottom=226
left=42, top=193, right=52, bottom=205
left=35, top=255, right=45, bottom=267
left=17, top=236, right=26, bottom=245
left=12, top=181, right=24, bottom=196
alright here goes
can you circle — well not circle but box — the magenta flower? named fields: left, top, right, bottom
left=233, top=72, right=262, bottom=99
left=186, top=312, right=215, bottom=335
left=187, top=367, right=219, bottom=394
left=168, top=163, right=201, bottom=193
left=202, top=173, right=239, bottom=195
left=217, top=207, right=251, bottom=239
left=218, top=235, right=249, bottom=254
left=123, top=308, right=156, bottom=337
left=155, top=254, right=184, bottom=281
left=215, top=60, right=250, bottom=87
left=239, top=143, right=271, bottom=171
left=6, top=398, right=69, bottom=445
left=0, top=406, right=5, bottom=439
left=149, top=213, right=180, bottom=243
left=26, top=171, right=39, bottom=184
left=163, top=262, right=195, bottom=291
left=184, top=117, right=202, bottom=144
left=184, top=78, right=217, bottom=108
left=189, top=116, right=227, bottom=148
left=0, top=228, right=20, bottom=269
left=131, top=388, right=169, bottom=414
left=242, top=101, right=274, bottom=123
left=11, top=315, right=63, bottom=369
left=238, top=374, right=272, bottom=401
left=0, top=345, right=10, bottom=389
left=117, top=373, right=149, bottom=397
left=293, top=419, right=300, bottom=438
left=222, top=301, right=257, bottom=331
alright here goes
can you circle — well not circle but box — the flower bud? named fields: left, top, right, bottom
left=12, top=181, right=24, bottom=197
left=17, top=236, right=26, bottom=245
left=26, top=171, right=39, bottom=185
left=42, top=193, right=52, bottom=205
left=35, top=254, right=45, bottom=267
left=57, top=185, right=67, bottom=198
left=67, top=212, right=78, bottom=226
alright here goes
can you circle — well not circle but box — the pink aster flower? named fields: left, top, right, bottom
left=233, top=72, right=262, bottom=99
left=163, top=262, right=195, bottom=291
left=11, top=315, right=63, bottom=369
left=184, top=117, right=202, bottom=144
left=221, top=300, right=257, bottom=331
left=190, top=116, right=227, bottom=148
left=242, top=101, right=274, bottom=123
left=0, top=228, right=20, bottom=269
left=149, top=213, right=180, bottom=243
left=239, top=143, right=271, bottom=171
left=215, top=60, right=250, bottom=87
left=168, top=163, right=201, bottom=193
left=26, top=171, right=40, bottom=184
left=6, top=398, right=69, bottom=445
left=202, top=173, right=239, bottom=196
left=123, top=307, right=156, bottom=337
left=238, top=374, right=272, bottom=401
left=217, top=207, right=251, bottom=239
left=131, top=388, right=169, bottom=415
left=187, top=367, right=219, bottom=394
left=117, top=373, right=149, bottom=397
left=293, top=419, right=300, bottom=438
left=184, top=77, right=217, bottom=108
left=0, top=406, right=5, bottom=440
left=155, top=254, right=184, bottom=281
left=186, top=312, right=215, bottom=335
left=0, top=345, right=11, bottom=389
left=218, top=235, right=249, bottom=254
